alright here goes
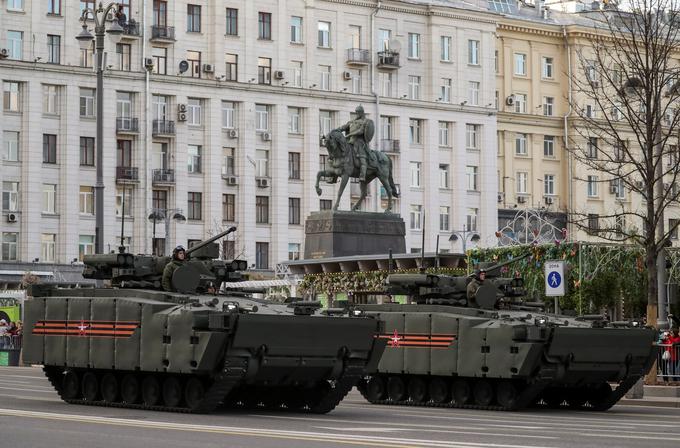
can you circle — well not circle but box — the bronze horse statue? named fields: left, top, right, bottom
left=315, top=129, right=399, bottom=212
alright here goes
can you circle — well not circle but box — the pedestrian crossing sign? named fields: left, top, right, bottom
left=545, top=260, right=566, bottom=296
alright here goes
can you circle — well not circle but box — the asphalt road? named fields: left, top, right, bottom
left=1, top=366, right=679, bottom=448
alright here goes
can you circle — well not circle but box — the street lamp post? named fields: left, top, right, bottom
left=76, top=3, right=124, bottom=254
left=148, top=208, right=186, bottom=256
left=449, top=226, right=480, bottom=254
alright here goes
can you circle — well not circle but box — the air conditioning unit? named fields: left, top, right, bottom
left=274, top=70, right=285, bottom=80
left=144, top=57, right=154, bottom=70
left=178, top=103, right=187, bottom=112
left=343, top=71, right=352, bottom=80
left=0, top=48, right=8, bottom=59
left=227, top=129, right=238, bottom=139
left=517, top=195, right=527, bottom=203
left=497, top=192, right=504, bottom=203
left=256, top=178, right=270, bottom=188
left=261, top=131, right=272, bottom=141
left=226, top=176, right=238, bottom=186
left=636, top=181, right=644, bottom=189
left=6, top=213, right=17, bottom=223
left=202, top=64, right=214, bottom=73
left=177, top=110, right=187, bottom=122
left=505, top=95, right=515, bottom=106
left=544, top=196, right=554, bottom=205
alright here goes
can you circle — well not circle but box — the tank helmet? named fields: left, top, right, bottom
left=172, top=245, right=186, bottom=258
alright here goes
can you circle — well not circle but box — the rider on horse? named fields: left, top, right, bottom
left=334, top=105, right=375, bottom=182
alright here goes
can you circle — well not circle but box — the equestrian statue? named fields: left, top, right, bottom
left=315, top=105, right=399, bottom=213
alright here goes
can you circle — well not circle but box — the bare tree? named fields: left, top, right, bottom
left=568, top=0, right=680, bottom=328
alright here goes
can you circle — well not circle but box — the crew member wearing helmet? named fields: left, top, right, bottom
left=162, top=245, right=186, bottom=291
left=466, top=269, right=486, bottom=307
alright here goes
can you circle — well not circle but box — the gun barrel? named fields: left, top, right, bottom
left=186, top=226, right=237, bottom=256
left=387, top=274, right=438, bottom=286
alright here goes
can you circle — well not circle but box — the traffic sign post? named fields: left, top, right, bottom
left=545, top=260, right=566, bottom=314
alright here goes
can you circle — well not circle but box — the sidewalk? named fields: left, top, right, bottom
left=619, top=385, right=680, bottom=408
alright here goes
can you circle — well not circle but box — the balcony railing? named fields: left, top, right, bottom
left=152, top=119, right=175, bottom=136
left=380, top=139, right=400, bottom=153
left=346, top=48, right=370, bottom=65
left=377, top=50, right=400, bottom=69
left=151, top=25, right=175, bottom=41
left=116, top=117, right=139, bottom=133
left=121, top=19, right=140, bottom=38
left=116, top=166, right=139, bottom=182
left=152, top=169, right=175, bottom=184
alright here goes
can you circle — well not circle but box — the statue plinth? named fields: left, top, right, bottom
left=304, top=211, right=406, bottom=259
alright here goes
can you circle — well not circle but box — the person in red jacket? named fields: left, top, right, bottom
left=669, top=328, right=680, bottom=381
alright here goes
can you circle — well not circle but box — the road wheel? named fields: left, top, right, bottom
left=184, top=377, right=206, bottom=410
left=386, top=376, right=406, bottom=402
left=365, top=376, right=386, bottom=402
left=407, top=377, right=428, bottom=403
left=162, top=376, right=183, bottom=407
left=452, top=379, right=471, bottom=405
left=141, top=376, right=161, bottom=406
left=473, top=380, right=494, bottom=406
left=428, top=378, right=450, bottom=404
left=567, top=388, right=587, bottom=409
left=81, top=372, right=99, bottom=401
left=542, top=388, right=565, bottom=408
left=62, top=370, right=80, bottom=399
left=120, top=374, right=140, bottom=404
left=101, top=373, right=119, bottom=403
left=496, top=381, right=518, bottom=409
left=589, top=382, right=613, bottom=411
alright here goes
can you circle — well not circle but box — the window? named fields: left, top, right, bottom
left=3, top=131, right=19, bottom=162
left=116, top=139, right=131, bottom=167
left=289, top=198, right=301, bottom=225
left=258, top=57, right=272, bottom=85
left=670, top=219, right=679, bottom=240
left=544, top=136, right=555, bottom=157
left=79, top=186, right=94, bottom=214
left=466, top=208, right=478, bottom=232
left=153, top=0, right=167, bottom=26
left=466, top=124, right=480, bottom=149
left=226, top=8, right=238, bottom=35
left=614, top=140, right=627, bottom=161
left=7, top=0, right=23, bottom=10
left=381, top=116, right=394, bottom=140
left=585, top=104, right=597, bottom=118
left=587, top=137, right=598, bottom=158
left=514, top=53, right=527, bottom=75
left=256, top=242, right=269, bottom=269
left=222, top=147, right=236, bottom=176
left=292, top=61, right=302, bottom=87
left=116, top=91, right=132, bottom=120
left=43, top=134, right=57, bottom=164
left=48, top=0, right=61, bottom=15
left=187, top=145, right=202, bottom=173
left=514, top=94, right=527, bottom=113
left=115, top=187, right=133, bottom=217
left=410, top=205, right=423, bottom=230
left=408, top=76, right=421, bottom=100
left=439, top=164, right=450, bottom=189
left=319, top=110, right=333, bottom=135
left=3, top=82, right=20, bottom=112
left=588, top=214, right=599, bottom=233
left=258, top=12, right=272, bottom=40
left=288, top=107, right=302, bottom=133
left=466, top=166, right=478, bottom=191
left=187, top=50, right=201, bottom=78
left=225, top=54, right=238, bottom=81
left=256, top=149, right=269, bottom=177
left=408, top=33, right=420, bottom=59
left=291, top=16, right=302, bottom=43
left=409, top=162, right=421, bottom=187
left=543, top=97, right=554, bottom=116
left=320, top=199, right=332, bottom=210
left=256, top=196, right=269, bottom=224
left=378, top=29, right=390, bottom=51
left=116, top=43, right=131, bottom=71
left=78, top=235, right=94, bottom=261
left=222, top=101, right=235, bottom=128
left=2, top=233, right=18, bottom=261
left=255, top=104, right=269, bottom=131
left=320, top=65, right=331, bottom=90
left=222, top=194, right=236, bottom=222
left=495, top=90, right=499, bottom=110
left=318, top=21, right=330, bottom=47
left=289, top=152, right=301, bottom=179
left=80, top=137, right=95, bottom=166
left=468, top=81, right=480, bottom=105
left=152, top=189, right=167, bottom=211
left=187, top=98, right=201, bottom=125
left=515, top=133, right=528, bottom=155
left=43, top=184, right=56, bottom=214
left=544, top=174, right=555, bottom=195
left=542, top=57, right=554, bottom=79
left=440, top=36, right=451, bottom=62
left=7, top=31, right=22, bottom=60
left=43, top=85, right=59, bottom=114
left=80, top=88, right=95, bottom=117
left=613, top=178, right=625, bottom=200
left=350, top=69, right=362, bottom=94
left=2, top=182, right=19, bottom=211
left=152, top=47, right=167, bottom=75
left=187, top=4, right=201, bottom=32
left=187, top=192, right=202, bottom=220
left=586, top=60, right=598, bottom=84
left=440, top=78, right=451, bottom=103
left=380, top=72, right=393, bottom=97
left=153, top=142, right=169, bottom=170
left=587, top=175, right=598, bottom=197
left=80, top=41, right=94, bottom=68
left=41, top=234, right=56, bottom=263
left=517, top=172, right=528, bottom=194
left=440, top=206, right=450, bottom=232
left=47, top=35, right=60, bottom=64
left=468, top=40, right=479, bottom=65
left=409, top=119, right=422, bottom=144
left=288, top=243, right=301, bottom=261
left=348, top=25, right=361, bottom=49
left=615, top=215, right=626, bottom=234
left=438, top=121, right=451, bottom=146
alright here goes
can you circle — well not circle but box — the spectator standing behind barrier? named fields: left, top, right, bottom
left=670, top=328, right=680, bottom=381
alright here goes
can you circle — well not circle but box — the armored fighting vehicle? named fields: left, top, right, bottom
left=23, top=228, right=385, bottom=414
left=356, top=257, right=657, bottom=411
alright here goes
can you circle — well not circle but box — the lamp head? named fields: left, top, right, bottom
left=76, top=24, right=94, bottom=50
left=107, top=20, right=124, bottom=44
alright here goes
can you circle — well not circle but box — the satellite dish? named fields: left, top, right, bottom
left=178, top=60, right=189, bottom=74
left=388, top=39, right=401, bottom=52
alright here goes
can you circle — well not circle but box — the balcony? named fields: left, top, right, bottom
left=377, top=50, right=400, bottom=69
left=346, top=48, right=370, bottom=66
left=116, top=166, right=139, bottom=184
left=150, top=25, right=175, bottom=42
left=116, top=117, right=139, bottom=134
left=152, top=169, right=175, bottom=186
left=380, top=139, right=400, bottom=153
left=121, top=19, right=141, bottom=39
left=152, top=119, right=175, bottom=137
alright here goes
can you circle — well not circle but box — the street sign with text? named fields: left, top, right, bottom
left=545, top=260, right=565, bottom=296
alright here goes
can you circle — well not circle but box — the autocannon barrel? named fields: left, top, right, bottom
left=186, top=226, right=237, bottom=257
left=387, top=274, right=439, bottom=286
left=83, top=253, right=134, bottom=267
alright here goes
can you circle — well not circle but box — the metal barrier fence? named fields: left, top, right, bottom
left=657, top=343, right=680, bottom=381
left=0, top=335, right=21, bottom=350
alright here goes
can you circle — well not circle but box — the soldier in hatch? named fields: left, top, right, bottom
left=334, top=105, right=374, bottom=182
left=162, top=245, right=186, bottom=291
left=466, top=269, right=486, bottom=307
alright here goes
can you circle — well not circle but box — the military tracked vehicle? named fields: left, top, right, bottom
left=23, top=228, right=385, bottom=414
left=356, top=256, right=657, bottom=411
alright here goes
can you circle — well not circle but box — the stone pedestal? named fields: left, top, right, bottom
left=304, top=211, right=406, bottom=259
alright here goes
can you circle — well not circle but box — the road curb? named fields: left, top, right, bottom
left=618, top=398, right=680, bottom=408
